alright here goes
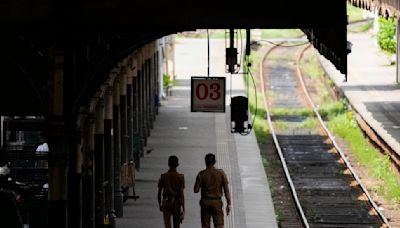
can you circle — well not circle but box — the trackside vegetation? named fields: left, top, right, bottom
left=377, top=17, right=397, bottom=55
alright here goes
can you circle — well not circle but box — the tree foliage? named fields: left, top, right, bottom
left=377, top=17, right=397, bottom=54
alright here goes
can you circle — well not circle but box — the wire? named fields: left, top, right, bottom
left=230, top=72, right=232, bottom=100
left=238, top=29, right=244, bottom=73
left=207, top=29, right=210, bottom=77
left=238, top=55, right=257, bottom=136
left=247, top=69, right=258, bottom=135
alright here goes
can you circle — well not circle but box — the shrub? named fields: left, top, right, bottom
left=163, top=73, right=171, bottom=88
left=377, top=17, right=397, bottom=54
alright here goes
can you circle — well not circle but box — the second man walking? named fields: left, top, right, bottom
left=194, top=153, right=231, bottom=228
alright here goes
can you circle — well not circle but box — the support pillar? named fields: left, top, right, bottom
left=154, top=51, right=160, bottom=115
left=104, top=88, right=116, bottom=227
left=113, top=78, right=124, bottom=217
left=144, top=59, right=150, bottom=140
left=94, top=100, right=105, bottom=228
left=82, top=116, right=95, bottom=228
left=132, top=75, right=141, bottom=170
left=141, top=60, right=148, bottom=147
left=120, top=70, right=128, bottom=165
left=150, top=56, right=154, bottom=124
left=48, top=54, right=68, bottom=228
left=148, top=56, right=154, bottom=129
left=127, top=74, right=133, bottom=161
left=138, top=69, right=144, bottom=151
left=68, top=130, right=83, bottom=228
left=48, top=120, right=68, bottom=228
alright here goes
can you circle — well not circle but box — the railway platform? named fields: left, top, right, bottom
left=116, top=39, right=278, bottom=228
left=320, top=32, right=400, bottom=157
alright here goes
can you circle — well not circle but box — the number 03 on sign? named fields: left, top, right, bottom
left=191, top=77, right=226, bottom=113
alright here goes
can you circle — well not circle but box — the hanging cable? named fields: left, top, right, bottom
left=237, top=29, right=244, bottom=73
left=238, top=67, right=257, bottom=136
left=208, top=29, right=210, bottom=76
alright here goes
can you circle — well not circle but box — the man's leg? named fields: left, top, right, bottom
left=163, top=201, right=172, bottom=228
left=172, top=202, right=181, bottom=228
left=210, top=200, right=224, bottom=228
left=200, top=199, right=211, bottom=228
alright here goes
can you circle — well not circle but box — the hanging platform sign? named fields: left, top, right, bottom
left=191, top=76, right=226, bottom=112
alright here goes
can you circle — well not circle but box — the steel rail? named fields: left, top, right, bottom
left=259, top=43, right=310, bottom=228
left=296, top=44, right=391, bottom=227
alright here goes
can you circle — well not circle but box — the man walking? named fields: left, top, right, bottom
left=158, top=155, right=185, bottom=228
left=194, top=153, right=231, bottom=228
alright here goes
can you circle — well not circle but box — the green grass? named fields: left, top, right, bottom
left=359, top=21, right=374, bottom=32
left=253, top=115, right=270, bottom=143
left=347, top=3, right=365, bottom=22
left=301, top=50, right=325, bottom=80
left=270, top=107, right=314, bottom=117
left=327, top=113, right=400, bottom=203
left=300, top=49, right=347, bottom=113
left=246, top=49, right=265, bottom=73
left=349, top=20, right=374, bottom=33
left=318, top=100, right=347, bottom=118
left=273, top=120, right=289, bottom=130
left=298, top=117, right=319, bottom=129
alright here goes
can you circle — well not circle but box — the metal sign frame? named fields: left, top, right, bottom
left=191, top=76, right=226, bottom=113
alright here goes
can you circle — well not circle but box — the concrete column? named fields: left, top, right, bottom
left=145, top=56, right=153, bottom=134
left=154, top=51, right=160, bottom=115
left=140, top=49, right=147, bottom=142
left=148, top=47, right=154, bottom=128
left=82, top=116, right=95, bottom=228
left=104, top=88, right=116, bottom=226
left=137, top=49, right=146, bottom=158
left=147, top=57, right=152, bottom=133
left=132, top=75, right=141, bottom=170
left=148, top=56, right=154, bottom=128
left=113, top=78, right=124, bottom=217
left=166, top=35, right=176, bottom=79
left=159, top=38, right=167, bottom=99
left=141, top=63, right=147, bottom=147
left=153, top=50, right=158, bottom=116
left=48, top=120, right=68, bottom=228
left=120, top=69, right=128, bottom=165
left=152, top=42, right=158, bottom=115
left=144, top=59, right=150, bottom=141
left=132, top=77, right=138, bottom=136
left=48, top=54, right=68, bottom=228
left=137, top=68, right=143, bottom=141
left=94, top=100, right=105, bottom=228
left=68, top=130, right=83, bottom=228
left=127, top=74, right=133, bottom=161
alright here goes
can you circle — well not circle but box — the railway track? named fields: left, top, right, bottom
left=259, top=43, right=390, bottom=227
